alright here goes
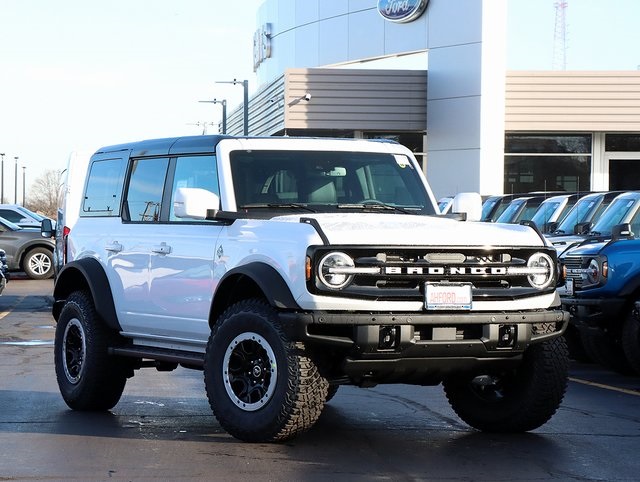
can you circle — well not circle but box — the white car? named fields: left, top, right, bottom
left=47, top=135, right=569, bottom=443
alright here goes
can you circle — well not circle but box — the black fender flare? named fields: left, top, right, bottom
left=211, top=262, right=300, bottom=322
left=53, top=258, right=121, bottom=331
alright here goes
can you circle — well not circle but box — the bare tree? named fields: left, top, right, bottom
left=27, top=169, right=62, bottom=219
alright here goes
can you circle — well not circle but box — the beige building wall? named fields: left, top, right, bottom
left=506, top=71, right=640, bottom=132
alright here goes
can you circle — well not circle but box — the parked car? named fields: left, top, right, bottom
left=546, top=191, right=623, bottom=249
left=481, top=193, right=522, bottom=222
left=560, top=231, right=640, bottom=375
left=0, top=204, right=54, bottom=229
left=495, top=195, right=549, bottom=224
left=529, top=193, right=583, bottom=233
left=551, top=191, right=640, bottom=256
left=0, top=216, right=55, bottom=279
left=0, top=249, right=8, bottom=294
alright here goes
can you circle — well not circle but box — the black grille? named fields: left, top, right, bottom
left=309, top=246, right=558, bottom=302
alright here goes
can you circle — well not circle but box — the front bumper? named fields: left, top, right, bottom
left=279, top=308, right=568, bottom=355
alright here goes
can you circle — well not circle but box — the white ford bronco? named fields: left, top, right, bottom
left=46, top=135, right=569, bottom=442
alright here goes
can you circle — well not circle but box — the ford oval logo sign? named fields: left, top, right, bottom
left=377, top=0, right=429, bottom=23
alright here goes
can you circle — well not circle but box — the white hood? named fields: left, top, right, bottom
left=274, top=213, right=545, bottom=247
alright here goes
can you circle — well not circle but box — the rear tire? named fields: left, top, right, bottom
left=204, top=299, right=328, bottom=442
left=54, top=291, right=128, bottom=410
left=443, top=337, right=569, bottom=432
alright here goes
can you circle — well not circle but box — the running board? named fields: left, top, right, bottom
left=109, top=346, right=205, bottom=368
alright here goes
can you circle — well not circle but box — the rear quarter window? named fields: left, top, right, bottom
left=82, top=158, right=126, bottom=216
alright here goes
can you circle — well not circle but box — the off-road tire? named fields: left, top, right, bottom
left=622, top=308, right=640, bottom=374
left=443, top=337, right=569, bottom=432
left=23, top=247, right=53, bottom=279
left=54, top=291, right=128, bottom=410
left=204, top=299, right=328, bottom=443
left=581, top=330, right=634, bottom=375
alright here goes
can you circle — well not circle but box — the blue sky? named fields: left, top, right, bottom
left=0, top=0, right=639, bottom=204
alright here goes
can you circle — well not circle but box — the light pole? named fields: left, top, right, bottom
left=22, top=166, right=26, bottom=206
left=198, top=98, right=227, bottom=134
left=13, top=157, right=18, bottom=204
left=215, top=79, right=248, bottom=135
left=0, top=152, right=4, bottom=203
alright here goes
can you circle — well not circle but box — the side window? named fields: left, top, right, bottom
left=82, top=158, right=126, bottom=216
left=124, top=158, right=169, bottom=222
left=169, top=155, right=218, bottom=221
left=0, top=210, right=21, bottom=223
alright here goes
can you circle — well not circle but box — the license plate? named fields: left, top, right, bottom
left=565, top=277, right=574, bottom=296
left=425, top=283, right=472, bottom=310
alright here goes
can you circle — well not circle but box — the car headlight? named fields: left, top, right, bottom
left=318, top=252, right=355, bottom=289
left=527, top=252, right=554, bottom=289
left=585, top=257, right=607, bottom=286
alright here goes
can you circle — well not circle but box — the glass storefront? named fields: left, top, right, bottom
left=504, top=134, right=592, bottom=193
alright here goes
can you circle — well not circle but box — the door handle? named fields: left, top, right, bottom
left=105, top=241, right=123, bottom=253
left=152, top=242, right=172, bottom=255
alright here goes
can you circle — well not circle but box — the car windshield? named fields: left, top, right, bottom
left=16, top=206, right=45, bottom=222
left=554, top=195, right=599, bottom=233
left=531, top=200, right=563, bottom=226
left=229, top=150, right=436, bottom=214
left=590, top=196, right=640, bottom=236
left=496, top=199, right=526, bottom=223
left=481, top=197, right=500, bottom=221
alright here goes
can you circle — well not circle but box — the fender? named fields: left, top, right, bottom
left=619, top=273, right=640, bottom=299
left=211, top=262, right=300, bottom=322
left=53, top=258, right=121, bottom=331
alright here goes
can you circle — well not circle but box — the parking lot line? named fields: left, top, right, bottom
left=570, top=376, right=640, bottom=397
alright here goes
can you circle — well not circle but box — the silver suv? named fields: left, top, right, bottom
left=48, top=135, right=569, bottom=442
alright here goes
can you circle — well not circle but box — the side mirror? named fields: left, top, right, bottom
left=543, top=221, right=558, bottom=234
left=41, top=219, right=54, bottom=238
left=173, top=187, right=220, bottom=220
left=451, top=192, right=482, bottom=222
left=573, top=221, right=591, bottom=235
left=612, top=223, right=634, bottom=241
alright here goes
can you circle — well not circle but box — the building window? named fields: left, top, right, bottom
left=605, top=134, right=640, bottom=151
left=504, top=134, right=592, bottom=193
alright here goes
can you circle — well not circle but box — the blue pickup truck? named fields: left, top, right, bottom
left=560, top=225, right=640, bottom=374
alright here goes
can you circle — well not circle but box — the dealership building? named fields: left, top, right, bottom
left=223, top=0, right=640, bottom=198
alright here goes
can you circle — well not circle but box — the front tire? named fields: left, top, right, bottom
left=54, top=291, right=128, bottom=411
left=23, top=247, right=53, bottom=279
left=622, top=307, right=640, bottom=374
left=204, top=299, right=328, bottom=442
left=443, top=337, right=569, bottom=432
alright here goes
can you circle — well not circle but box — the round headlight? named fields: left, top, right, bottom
left=527, top=252, right=554, bottom=289
left=318, top=252, right=354, bottom=289
left=586, top=258, right=600, bottom=285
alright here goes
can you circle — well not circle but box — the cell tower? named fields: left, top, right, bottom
left=553, top=1, right=568, bottom=70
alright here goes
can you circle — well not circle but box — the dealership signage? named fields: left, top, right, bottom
left=253, top=23, right=272, bottom=72
left=377, top=0, right=429, bottom=23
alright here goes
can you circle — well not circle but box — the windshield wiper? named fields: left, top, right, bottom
left=553, top=229, right=565, bottom=235
left=239, top=203, right=317, bottom=213
left=337, top=202, right=414, bottom=214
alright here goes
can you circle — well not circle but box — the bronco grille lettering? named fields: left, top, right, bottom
left=383, top=266, right=508, bottom=275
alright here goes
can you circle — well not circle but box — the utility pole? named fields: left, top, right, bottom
left=13, top=157, right=18, bottom=204
left=22, top=166, right=26, bottom=206
left=199, top=99, right=227, bottom=134
left=0, top=153, right=4, bottom=203
left=215, top=79, right=249, bottom=135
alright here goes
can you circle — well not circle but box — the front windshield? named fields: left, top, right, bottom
left=229, top=150, right=436, bottom=214
left=531, top=200, right=562, bottom=226
left=555, top=196, right=599, bottom=233
left=496, top=199, right=525, bottom=223
left=590, top=196, right=640, bottom=235
left=481, top=197, right=499, bottom=221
